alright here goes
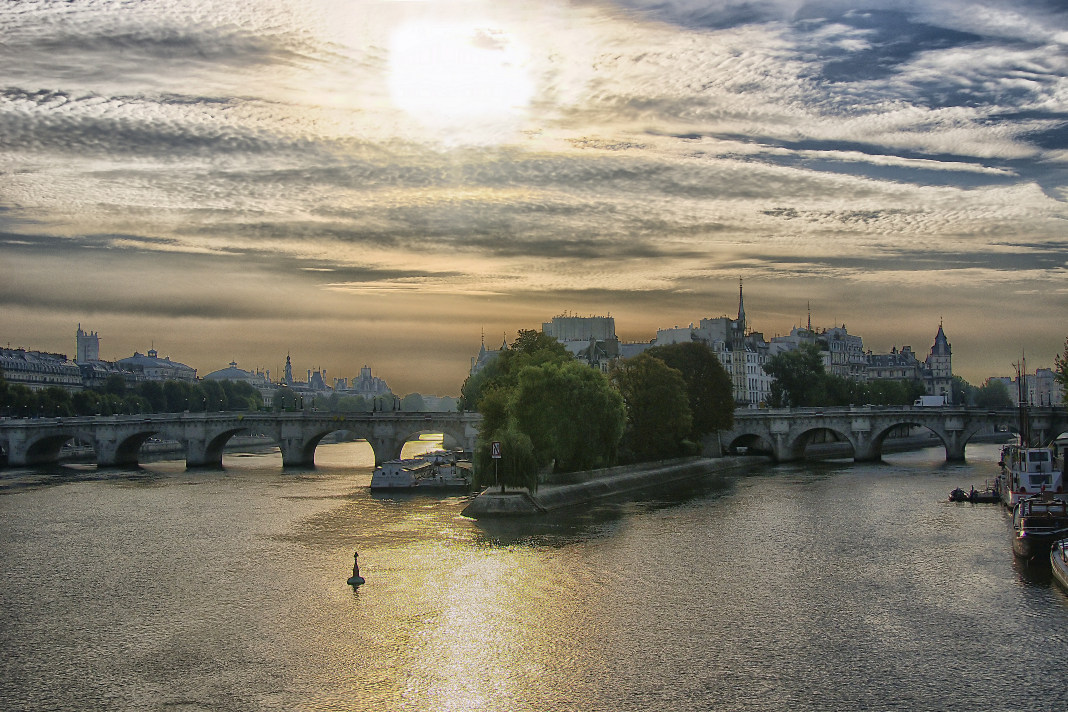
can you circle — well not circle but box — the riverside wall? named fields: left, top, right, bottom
left=461, top=456, right=765, bottom=518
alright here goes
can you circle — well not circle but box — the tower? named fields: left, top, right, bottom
left=284, top=353, right=294, bottom=385
left=76, top=324, right=100, bottom=363
left=731, top=279, right=749, bottom=404
left=925, top=321, right=953, bottom=401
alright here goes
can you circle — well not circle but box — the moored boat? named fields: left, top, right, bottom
left=998, top=443, right=1063, bottom=508
left=996, top=357, right=1064, bottom=508
left=1051, top=539, right=1068, bottom=593
left=369, top=450, right=471, bottom=491
left=1011, top=495, right=1068, bottom=560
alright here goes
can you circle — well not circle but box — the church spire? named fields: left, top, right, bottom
left=737, top=277, right=745, bottom=332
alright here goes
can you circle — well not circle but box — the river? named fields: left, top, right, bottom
left=1, top=442, right=1066, bottom=711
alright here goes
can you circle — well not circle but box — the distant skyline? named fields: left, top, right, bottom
left=2, top=1, right=1066, bottom=394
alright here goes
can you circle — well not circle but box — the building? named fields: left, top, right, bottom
left=77, top=359, right=142, bottom=390
left=76, top=324, right=100, bottom=363
left=203, top=361, right=274, bottom=407
left=542, top=314, right=621, bottom=372
left=0, top=347, right=83, bottom=393
left=924, top=323, right=953, bottom=401
left=992, top=368, right=1065, bottom=407
left=865, top=346, right=923, bottom=381
left=650, top=281, right=773, bottom=407
left=821, top=326, right=867, bottom=380
left=542, top=315, right=616, bottom=343
left=116, top=348, right=197, bottom=382
left=470, top=334, right=508, bottom=376
left=344, top=365, right=391, bottom=396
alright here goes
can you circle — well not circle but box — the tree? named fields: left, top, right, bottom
left=337, top=395, right=371, bottom=412
left=610, top=353, right=692, bottom=462
left=472, top=426, right=539, bottom=491
left=512, top=360, right=625, bottom=472
left=974, top=378, right=1013, bottom=408
left=273, top=386, right=299, bottom=412
left=763, top=343, right=826, bottom=407
left=103, top=374, right=126, bottom=397
left=138, top=381, right=167, bottom=411
left=401, top=393, right=426, bottom=412
left=645, top=342, right=734, bottom=435
left=460, top=329, right=570, bottom=411
left=865, top=378, right=926, bottom=406
left=1055, top=336, right=1068, bottom=392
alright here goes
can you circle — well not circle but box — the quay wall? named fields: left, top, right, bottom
left=461, top=456, right=765, bottom=518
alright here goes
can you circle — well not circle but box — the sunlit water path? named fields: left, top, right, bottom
left=2, top=443, right=1066, bottom=711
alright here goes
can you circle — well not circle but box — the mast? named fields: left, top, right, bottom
left=1014, top=355, right=1032, bottom=447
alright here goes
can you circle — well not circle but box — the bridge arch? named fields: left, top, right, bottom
left=781, top=425, right=857, bottom=461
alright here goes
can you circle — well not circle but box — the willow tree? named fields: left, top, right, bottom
left=511, top=360, right=626, bottom=473
left=609, top=353, right=692, bottom=462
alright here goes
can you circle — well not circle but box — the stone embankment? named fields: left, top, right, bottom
left=461, top=456, right=764, bottom=518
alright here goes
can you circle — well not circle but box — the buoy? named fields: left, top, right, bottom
left=348, top=550, right=365, bottom=586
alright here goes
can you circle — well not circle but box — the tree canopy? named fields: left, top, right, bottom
left=0, top=375, right=263, bottom=417
left=973, top=378, right=1013, bottom=408
left=763, top=343, right=826, bottom=407
left=512, top=359, right=625, bottom=473
left=762, top=343, right=928, bottom=407
left=645, top=341, right=735, bottom=435
left=609, top=353, right=692, bottom=462
left=1055, top=336, right=1068, bottom=392
left=460, top=330, right=625, bottom=487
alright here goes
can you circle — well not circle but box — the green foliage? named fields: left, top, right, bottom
left=646, top=342, right=735, bottom=435
left=400, top=393, right=425, bottom=411
left=865, top=378, right=927, bottom=406
left=335, top=395, right=371, bottom=412
left=460, top=329, right=570, bottom=411
left=610, top=353, right=692, bottom=462
left=974, top=378, right=1013, bottom=408
left=511, top=360, right=625, bottom=473
left=763, top=344, right=934, bottom=408
left=461, top=329, right=624, bottom=481
left=273, top=386, right=300, bottom=411
left=763, top=343, right=826, bottom=407
left=1055, top=336, right=1068, bottom=392
left=472, top=426, right=539, bottom=491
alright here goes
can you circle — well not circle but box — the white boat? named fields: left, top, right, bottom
left=998, top=443, right=1063, bottom=508
left=1052, top=539, right=1068, bottom=593
left=369, top=450, right=471, bottom=491
left=996, top=359, right=1064, bottom=507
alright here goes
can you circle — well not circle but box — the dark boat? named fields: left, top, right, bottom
left=948, top=482, right=1000, bottom=504
left=1052, top=539, right=1068, bottom=593
left=1011, top=495, right=1068, bottom=560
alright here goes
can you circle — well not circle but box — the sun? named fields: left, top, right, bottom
left=387, top=20, right=533, bottom=138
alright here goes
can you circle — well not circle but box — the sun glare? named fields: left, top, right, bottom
left=387, top=20, right=533, bottom=138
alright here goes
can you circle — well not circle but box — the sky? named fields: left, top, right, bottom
left=1, top=0, right=1066, bottom=396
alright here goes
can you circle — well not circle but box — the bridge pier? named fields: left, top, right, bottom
left=95, top=437, right=142, bottom=467
left=943, top=432, right=967, bottom=461
left=278, top=438, right=316, bottom=468
left=185, top=438, right=224, bottom=468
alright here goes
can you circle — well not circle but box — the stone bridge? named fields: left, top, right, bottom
left=719, top=406, right=1068, bottom=462
left=0, top=411, right=482, bottom=469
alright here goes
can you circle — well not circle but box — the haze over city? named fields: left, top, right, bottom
left=2, top=0, right=1066, bottom=394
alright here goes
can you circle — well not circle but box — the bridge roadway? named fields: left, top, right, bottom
left=721, top=405, right=1068, bottom=463
left=0, top=411, right=481, bottom=469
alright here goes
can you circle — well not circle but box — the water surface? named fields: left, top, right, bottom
left=1, top=443, right=1065, bottom=711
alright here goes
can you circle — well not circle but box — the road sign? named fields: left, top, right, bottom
left=491, top=441, right=502, bottom=459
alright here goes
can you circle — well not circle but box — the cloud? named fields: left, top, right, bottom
left=1, top=0, right=1066, bottom=392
